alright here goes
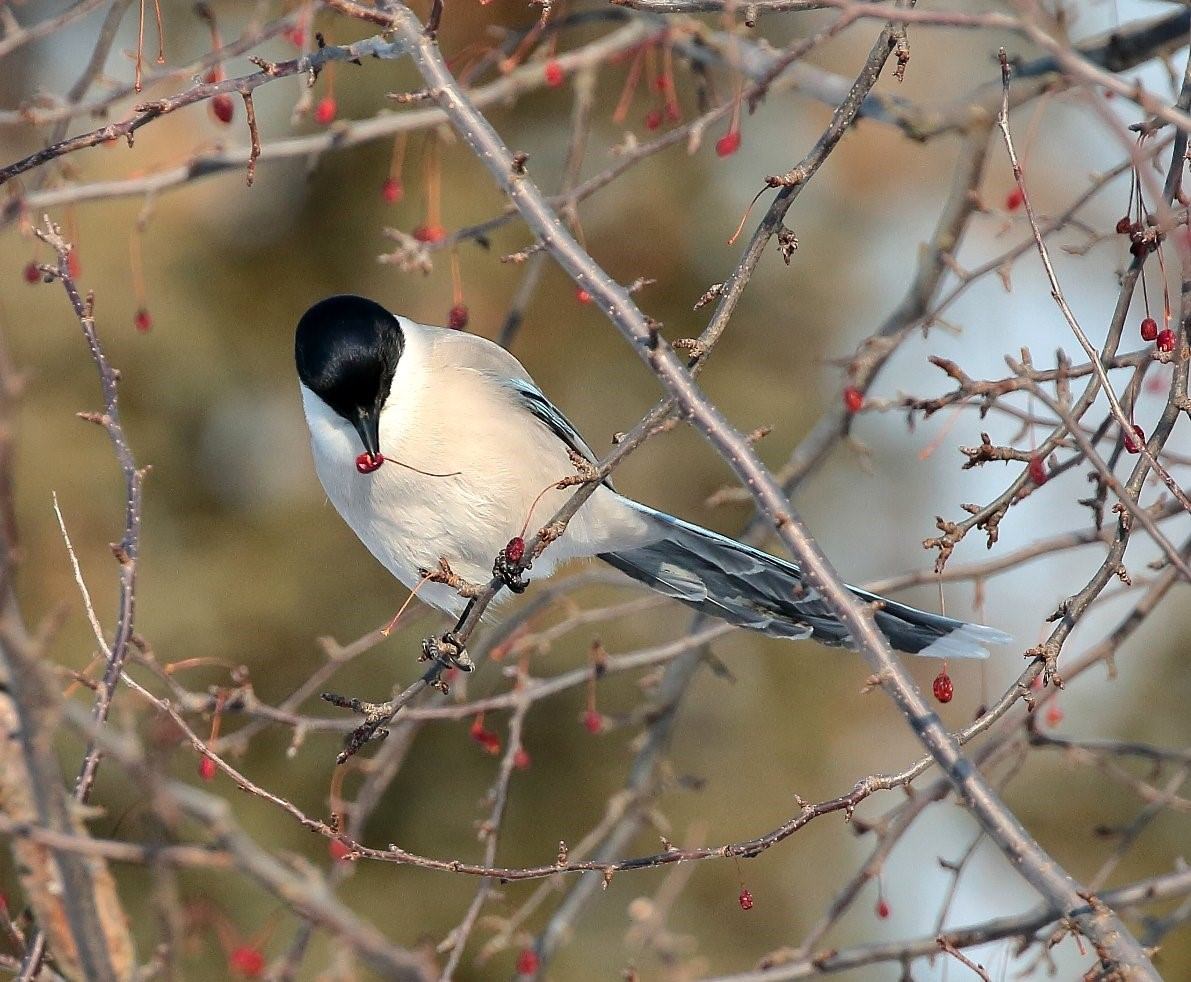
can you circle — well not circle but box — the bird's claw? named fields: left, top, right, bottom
left=493, top=551, right=529, bottom=593
left=420, top=631, right=474, bottom=671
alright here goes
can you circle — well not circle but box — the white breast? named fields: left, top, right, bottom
left=300, top=321, right=650, bottom=618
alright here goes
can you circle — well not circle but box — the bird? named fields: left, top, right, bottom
left=295, top=294, right=1010, bottom=663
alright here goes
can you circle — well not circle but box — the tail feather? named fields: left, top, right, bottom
left=598, top=504, right=1011, bottom=659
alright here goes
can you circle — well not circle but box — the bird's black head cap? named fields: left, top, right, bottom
left=295, top=295, right=404, bottom=457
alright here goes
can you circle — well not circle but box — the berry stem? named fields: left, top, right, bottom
left=424, top=136, right=442, bottom=234
left=612, top=45, right=646, bottom=124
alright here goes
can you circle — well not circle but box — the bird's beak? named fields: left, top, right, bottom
left=352, top=406, right=382, bottom=458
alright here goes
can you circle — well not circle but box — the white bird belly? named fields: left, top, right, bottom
left=300, top=337, right=650, bottom=618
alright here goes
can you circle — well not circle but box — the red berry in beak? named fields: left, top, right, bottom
left=355, top=452, right=384, bottom=474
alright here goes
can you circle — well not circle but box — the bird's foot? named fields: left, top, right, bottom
left=321, top=692, right=394, bottom=763
left=420, top=631, right=474, bottom=672
left=493, top=549, right=529, bottom=593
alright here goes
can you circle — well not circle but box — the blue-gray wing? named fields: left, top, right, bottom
left=506, top=379, right=599, bottom=464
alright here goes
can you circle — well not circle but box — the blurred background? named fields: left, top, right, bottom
left=1, top=0, right=1188, bottom=978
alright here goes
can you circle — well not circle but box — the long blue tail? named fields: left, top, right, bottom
left=599, top=504, right=1011, bottom=659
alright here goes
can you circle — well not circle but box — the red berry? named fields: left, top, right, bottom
left=575, top=288, right=592, bottom=305
left=644, top=109, right=662, bottom=130
left=715, top=129, right=741, bottom=157
left=1044, top=702, right=1064, bottom=727
left=355, top=452, right=384, bottom=474
left=582, top=709, right=603, bottom=734
left=843, top=386, right=864, bottom=413
left=284, top=25, right=305, bottom=47
left=469, top=715, right=501, bottom=755
left=876, top=898, right=891, bottom=919
left=1140, top=317, right=1158, bottom=342
left=544, top=60, right=565, bottom=88
left=328, top=838, right=353, bottom=862
left=211, top=94, right=235, bottom=124
left=23, top=261, right=40, bottom=284
left=932, top=670, right=953, bottom=704
left=1124, top=424, right=1145, bottom=453
left=504, top=536, right=525, bottom=564
left=514, top=747, right=531, bottom=770
left=1115, top=216, right=1133, bottom=235
left=134, top=307, right=152, bottom=333
left=412, top=224, right=446, bottom=244
left=314, top=95, right=337, bottom=125
left=1157, top=329, right=1176, bottom=352
left=738, top=888, right=753, bottom=910
left=515, top=948, right=539, bottom=975
left=665, top=101, right=682, bottom=122
left=381, top=177, right=403, bottom=204
left=1005, top=187, right=1024, bottom=211
left=1028, top=454, right=1048, bottom=486
left=198, top=755, right=217, bottom=781
left=229, top=945, right=265, bottom=978
left=447, top=303, right=469, bottom=331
